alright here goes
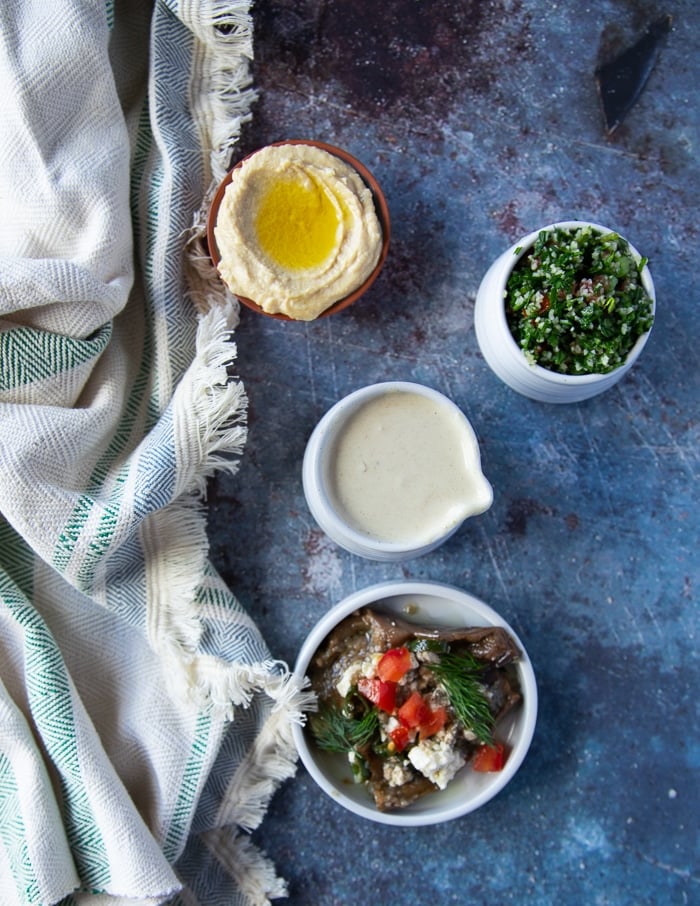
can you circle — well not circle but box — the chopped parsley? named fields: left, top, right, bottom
left=505, top=225, right=654, bottom=375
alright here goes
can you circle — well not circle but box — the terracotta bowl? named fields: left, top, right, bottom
left=206, top=139, right=391, bottom=321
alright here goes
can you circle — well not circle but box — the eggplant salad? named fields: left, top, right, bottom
left=308, top=608, right=523, bottom=811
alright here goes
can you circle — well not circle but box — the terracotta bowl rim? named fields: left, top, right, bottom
left=206, top=138, right=391, bottom=322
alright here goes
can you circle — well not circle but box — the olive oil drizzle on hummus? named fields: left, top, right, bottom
left=254, top=171, right=344, bottom=270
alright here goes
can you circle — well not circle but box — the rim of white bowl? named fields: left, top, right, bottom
left=302, top=383, right=492, bottom=559
left=291, top=580, right=538, bottom=826
left=487, top=220, right=656, bottom=386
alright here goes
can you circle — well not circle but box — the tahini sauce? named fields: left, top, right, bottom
left=328, top=391, right=490, bottom=545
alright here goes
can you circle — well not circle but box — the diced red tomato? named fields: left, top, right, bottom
left=418, top=705, right=447, bottom=740
left=397, top=691, right=432, bottom=728
left=471, top=742, right=508, bottom=772
left=377, top=647, right=412, bottom=683
left=399, top=692, right=448, bottom=739
left=357, top=676, right=397, bottom=713
left=388, top=726, right=411, bottom=753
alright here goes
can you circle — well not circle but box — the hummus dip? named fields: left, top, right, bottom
left=214, top=143, right=383, bottom=321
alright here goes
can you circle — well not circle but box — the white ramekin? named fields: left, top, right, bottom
left=473, top=221, right=655, bottom=403
left=301, top=382, right=493, bottom=561
left=292, top=580, right=538, bottom=826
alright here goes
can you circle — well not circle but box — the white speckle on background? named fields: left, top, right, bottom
left=303, top=530, right=343, bottom=595
left=565, top=816, right=612, bottom=860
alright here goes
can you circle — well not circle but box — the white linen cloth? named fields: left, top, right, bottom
left=0, top=1, right=310, bottom=903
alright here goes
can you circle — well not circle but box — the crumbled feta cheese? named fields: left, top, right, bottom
left=336, top=662, right=362, bottom=698
left=415, top=648, right=440, bottom=666
left=336, top=652, right=382, bottom=697
left=408, top=736, right=465, bottom=789
left=362, top=653, right=382, bottom=676
left=383, top=758, right=413, bottom=788
left=384, top=715, right=400, bottom=734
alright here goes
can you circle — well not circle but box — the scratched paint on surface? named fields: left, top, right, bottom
left=302, top=528, right=343, bottom=595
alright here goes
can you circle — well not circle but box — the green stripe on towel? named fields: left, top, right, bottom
left=0, top=326, right=111, bottom=391
left=4, top=592, right=111, bottom=891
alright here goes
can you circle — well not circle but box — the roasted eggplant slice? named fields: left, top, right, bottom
left=308, top=608, right=523, bottom=810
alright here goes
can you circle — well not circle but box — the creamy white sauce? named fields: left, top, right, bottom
left=328, top=390, right=490, bottom=545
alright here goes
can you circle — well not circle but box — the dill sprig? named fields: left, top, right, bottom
left=425, top=650, right=495, bottom=746
left=309, top=702, right=379, bottom=753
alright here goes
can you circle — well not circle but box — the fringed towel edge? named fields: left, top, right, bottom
left=141, top=266, right=313, bottom=906
left=202, top=827, right=288, bottom=906
left=143, top=298, right=247, bottom=665
left=147, top=4, right=318, bottom=902
left=183, top=0, right=259, bottom=316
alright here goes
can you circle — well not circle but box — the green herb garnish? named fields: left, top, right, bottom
left=425, top=650, right=495, bottom=746
left=407, top=638, right=449, bottom=655
left=505, top=225, right=654, bottom=375
left=309, top=701, right=379, bottom=754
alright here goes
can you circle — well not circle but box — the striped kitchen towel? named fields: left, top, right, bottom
left=0, top=1, right=311, bottom=904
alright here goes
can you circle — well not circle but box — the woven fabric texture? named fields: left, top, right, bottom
left=0, top=2, right=308, bottom=904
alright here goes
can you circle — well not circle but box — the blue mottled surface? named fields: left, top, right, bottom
left=206, top=2, right=699, bottom=903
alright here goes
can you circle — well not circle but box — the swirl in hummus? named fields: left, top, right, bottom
left=214, top=143, right=383, bottom=321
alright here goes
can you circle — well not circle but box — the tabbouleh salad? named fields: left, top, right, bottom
left=505, top=225, right=654, bottom=375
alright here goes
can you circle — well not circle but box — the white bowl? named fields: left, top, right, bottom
left=302, top=382, right=493, bottom=561
left=292, top=580, right=538, bottom=826
left=473, top=221, right=656, bottom=403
